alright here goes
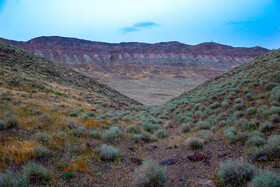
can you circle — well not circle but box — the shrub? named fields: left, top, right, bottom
left=181, top=123, right=191, bottom=133
left=209, top=102, right=220, bottom=109
left=126, top=125, right=136, bottom=133
left=70, top=111, right=79, bottom=117
left=222, top=100, right=230, bottom=108
left=246, top=136, right=266, bottom=147
left=140, top=132, right=157, bottom=143
left=199, top=130, right=213, bottom=143
left=270, top=114, right=280, bottom=123
left=131, top=134, right=142, bottom=143
left=197, top=121, right=211, bottom=130
left=255, top=135, right=280, bottom=158
left=251, top=170, right=280, bottom=187
left=98, top=144, right=118, bottom=161
left=234, top=103, right=245, bottom=110
left=33, top=132, right=50, bottom=144
left=141, top=122, right=160, bottom=133
left=219, top=159, right=255, bottom=186
left=102, top=126, right=121, bottom=142
left=23, top=162, right=52, bottom=184
left=74, top=126, right=87, bottom=137
left=86, top=112, right=95, bottom=117
left=133, top=160, right=166, bottom=187
left=187, top=138, right=204, bottom=150
left=35, top=145, right=51, bottom=159
left=6, top=118, right=19, bottom=129
left=247, top=107, right=256, bottom=115
left=0, top=120, right=6, bottom=130
left=234, top=98, right=244, bottom=104
left=90, top=130, right=101, bottom=139
left=259, top=121, right=273, bottom=132
left=0, top=171, right=27, bottom=186
left=154, top=129, right=167, bottom=138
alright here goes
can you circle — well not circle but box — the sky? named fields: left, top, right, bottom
left=0, top=0, right=279, bottom=49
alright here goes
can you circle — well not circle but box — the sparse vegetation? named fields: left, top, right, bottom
left=97, top=144, right=119, bottom=161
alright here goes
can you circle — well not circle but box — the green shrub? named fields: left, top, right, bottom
left=131, top=134, right=141, bottom=143
left=154, top=129, right=167, bottom=138
left=209, top=102, right=220, bottom=109
left=259, top=121, right=273, bottom=132
left=33, top=132, right=50, bottom=144
left=98, top=144, right=119, bottom=161
left=141, top=122, right=160, bottom=133
left=0, top=120, right=6, bottom=130
left=23, top=162, right=52, bottom=184
left=222, top=100, right=230, bottom=108
left=270, top=114, right=280, bottom=123
left=70, top=111, right=79, bottom=117
left=247, top=107, right=256, bottom=115
left=86, top=112, right=95, bottom=117
left=133, top=160, right=166, bottom=187
left=126, top=125, right=136, bottom=133
left=102, top=126, right=121, bottom=142
left=199, top=130, right=213, bottom=143
left=74, top=126, right=87, bottom=137
left=140, top=132, right=157, bottom=143
left=6, top=118, right=19, bottom=129
left=255, top=135, right=280, bottom=159
left=0, top=171, right=27, bottom=186
left=35, top=145, right=51, bottom=159
left=90, top=130, right=101, bottom=139
left=246, top=136, right=266, bottom=147
left=181, top=123, right=191, bottom=133
left=234, top=103, right=245, bottom=110
left=251, top=170, right=280, bottom=187
left=219, top=159, right=255, bottom=186
left=197, top=121, right=211, bottom=130
left=234, top=98, right=244, bottom=104
left=187, top=138, right=204, bottom=150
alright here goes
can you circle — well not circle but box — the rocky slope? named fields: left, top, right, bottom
left=0, top=36, right=269, bottom=105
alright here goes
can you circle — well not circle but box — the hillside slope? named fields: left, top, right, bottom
left=0, top=36, right=269, bottom=105
left=0, top=41, right=140, bottom=109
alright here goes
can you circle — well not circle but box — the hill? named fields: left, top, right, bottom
left=0, top=36, right=269, bottom=105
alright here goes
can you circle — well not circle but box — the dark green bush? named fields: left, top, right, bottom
left=6, top=118, right=19, bottom=129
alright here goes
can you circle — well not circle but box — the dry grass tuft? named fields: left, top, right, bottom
left=0, top=139, right=38, bottom=163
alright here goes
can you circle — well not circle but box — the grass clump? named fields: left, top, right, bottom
left=97, top=144, right=119, bottom=161
left=154, top=129, right=167, bottom=138
left=133, top=160, right=167, bottom=187
left=141, top=122, right=160, bottom=133
left=140, top=132, right=157, bottom=143
left=219, top=159, right=255, bottom=186
left=74, top=126, right=87, bottom=137
left=23, top=162, right=52, bottom=184
left=251, top=170, right=280, bottom=187
left=187, top=138, right=204, bottom=150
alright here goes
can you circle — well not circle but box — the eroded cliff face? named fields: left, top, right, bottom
left=0, top=36, right=269, bottom=105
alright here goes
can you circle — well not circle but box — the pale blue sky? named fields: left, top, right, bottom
left=0, top=0, right=279, bottom=49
